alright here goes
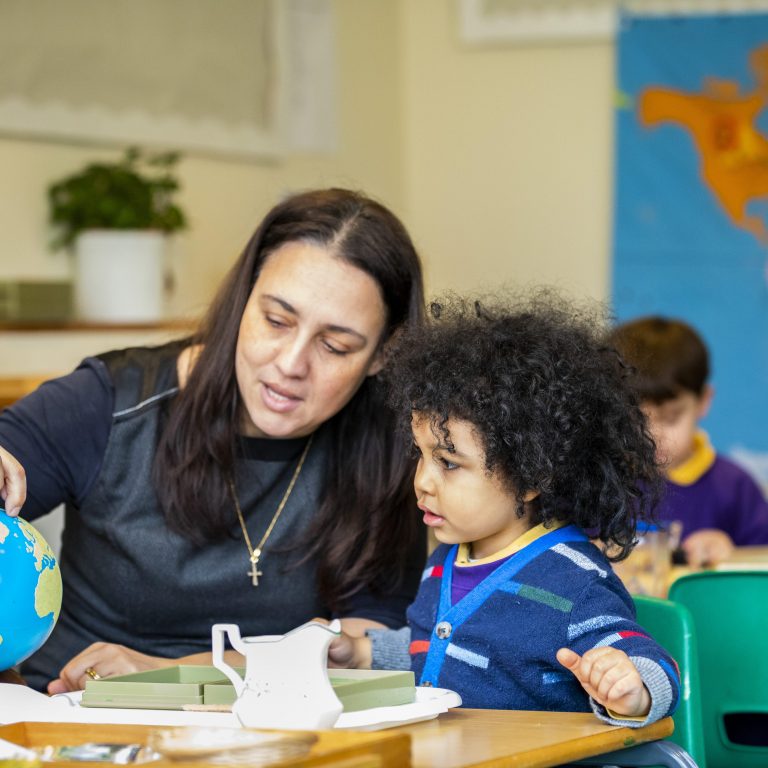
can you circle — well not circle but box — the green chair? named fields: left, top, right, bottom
left=565, top=594, right=703, bottom=768
left=669, top=571, right=768, bottom=768
left=633, top=595, right=706, bottom=766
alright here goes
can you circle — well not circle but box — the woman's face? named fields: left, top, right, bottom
left=235, top=241, right=388, bottom=438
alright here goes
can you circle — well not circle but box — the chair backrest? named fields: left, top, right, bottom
left=668, top=571, right=768, bottom=768
left=633, top=595, right=707, bottom=767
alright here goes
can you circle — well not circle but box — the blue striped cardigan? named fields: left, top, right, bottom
left=372, top=529, right=680, bottom=727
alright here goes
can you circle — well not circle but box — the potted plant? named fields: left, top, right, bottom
left=48, top=147, right=187, bottom=322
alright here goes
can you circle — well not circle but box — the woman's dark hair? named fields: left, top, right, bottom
left=606, top=316, right=710, bottom=403
left=386, top=291, right=662, bottom=561
left=154, top=188, right=425, bottom=604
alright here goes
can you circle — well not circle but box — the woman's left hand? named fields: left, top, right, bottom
left=556, top=646, right=651, bottom=718
left=47, top=642, right=175, bottom=694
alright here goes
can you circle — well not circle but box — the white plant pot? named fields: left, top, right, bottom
left=74, top=230, right=166, bottom=322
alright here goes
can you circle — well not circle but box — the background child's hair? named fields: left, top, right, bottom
left=606, top=316, right=709, bottom=402
left=386, top=290, right=662, bottom=560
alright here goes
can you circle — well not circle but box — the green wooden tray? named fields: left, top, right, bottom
left=80, top=665, right=237, bottom=710
left=80, top=665, right=415, bottom=712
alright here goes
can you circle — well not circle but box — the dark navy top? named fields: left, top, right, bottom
left=0, top=345, right=422, bottom=689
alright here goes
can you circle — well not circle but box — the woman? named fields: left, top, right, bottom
left=0, top=188, right=426, bottom=693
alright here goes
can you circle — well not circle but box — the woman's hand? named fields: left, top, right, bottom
left=327, top=632, right=372, bottom=669
left=311, top=617, right=378, bottom=669
left=682, top=528, right=734, bottom=567
left=47, top=642, right=175, bottom=694
left=327, top=632, right=357, bottom=668
left=0, top=446, right=26, bottom=516
left=311, top=617, right=374, bottom=669
left=556, top=646, right=651, bottom=718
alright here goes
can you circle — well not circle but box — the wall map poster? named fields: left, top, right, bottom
left=613, top=11, right=768, bottom=489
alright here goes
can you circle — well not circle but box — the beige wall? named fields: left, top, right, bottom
left=400, top=1, right=614, bottom=301
left=0, top=0, right=616, bottom=373
left=0, top=0, right=406, bottom=314
left=0, top=0, right=406, bottom=373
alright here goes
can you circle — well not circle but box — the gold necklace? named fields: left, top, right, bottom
left=228, top=435, right=313, bottom=587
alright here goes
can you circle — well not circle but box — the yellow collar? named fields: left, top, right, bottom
left=456, top=520, right=567, bottom=566
left=667, top=430, right=716, bottom=486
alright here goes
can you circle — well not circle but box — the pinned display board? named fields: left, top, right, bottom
left=613, top=10, right=768, bottom=490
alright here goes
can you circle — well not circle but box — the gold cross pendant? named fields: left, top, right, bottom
left=248, top=552, right=263, bottom=586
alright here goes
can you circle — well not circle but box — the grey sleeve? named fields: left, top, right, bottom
left=366, top=626, right=412, bottom=670
left=590, top=656, right=677, bottom=727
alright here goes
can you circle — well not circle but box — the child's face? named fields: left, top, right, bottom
left=641, top=389, right=711, bottom=472
left=411, top=414, right=533, bottom=559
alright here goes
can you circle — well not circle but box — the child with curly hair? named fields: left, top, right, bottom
left=329, top=293, right=680, bottom=726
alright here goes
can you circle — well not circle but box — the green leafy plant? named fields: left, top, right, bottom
left=48, top=147, right=188, bottom=250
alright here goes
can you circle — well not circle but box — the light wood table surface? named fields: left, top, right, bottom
left=0, top=720, right=410, bottom=768
left=400, top=708, right=673, bottom=768
left=0, top=709, right=674, bottom=768
left=666, top=545, right=768, bottom=592
left=716, top=545, right=768, bottom=569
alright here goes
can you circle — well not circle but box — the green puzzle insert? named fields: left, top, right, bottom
left=80, top=665, right=415, bottom=712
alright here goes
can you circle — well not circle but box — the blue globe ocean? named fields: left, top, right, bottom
left=0, top=509, right=62, bottom=670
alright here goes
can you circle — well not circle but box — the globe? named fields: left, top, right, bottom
left=0, top=509, right=62, bottom=670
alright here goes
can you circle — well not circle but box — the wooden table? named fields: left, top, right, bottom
left=0, top=721, right=410, bottom=768
left=665, top=545, right=768, bottom=592
left=0, top=711, right=673, bottom=768
left=716, top=545, right=768, bottom=569
left=401, top=709, right=673, bottom=768
left=614, top=545, right=768, bottom=599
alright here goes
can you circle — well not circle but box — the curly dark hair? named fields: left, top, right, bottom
left=386, top=291, right=662, bottom=560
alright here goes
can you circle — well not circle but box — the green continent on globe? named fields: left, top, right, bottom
left=36, top=566, right=63, bottom=622
left=17, top=520, right=63, bottom=623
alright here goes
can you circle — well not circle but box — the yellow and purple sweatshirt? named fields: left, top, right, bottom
left=660, top=431, right=768, bottom=545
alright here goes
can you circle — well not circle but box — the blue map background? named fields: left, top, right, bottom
left=613, top=12, right=768, bottom=488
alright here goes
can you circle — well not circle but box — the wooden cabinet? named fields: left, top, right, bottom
left=0, top=374, right=51, bottom=409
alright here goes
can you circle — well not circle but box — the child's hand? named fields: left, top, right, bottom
left=682, top=528, right=734, bottom=567
left=556, top=647, right=651, bottom=718
left=327, top=631, right=372, bottom=669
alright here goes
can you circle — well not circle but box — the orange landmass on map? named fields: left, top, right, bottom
left=639, top=44, right=768, bottom=243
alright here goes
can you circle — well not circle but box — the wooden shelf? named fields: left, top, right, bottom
left=0, top=319, right=196, bottom=332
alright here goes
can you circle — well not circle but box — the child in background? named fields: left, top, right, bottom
left=329, top=294, right=679, bottom=726
left=608, top=316, right=768, bottom=566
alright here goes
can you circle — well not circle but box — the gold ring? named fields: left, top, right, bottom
left=85, top=667, right=102, bottom=680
